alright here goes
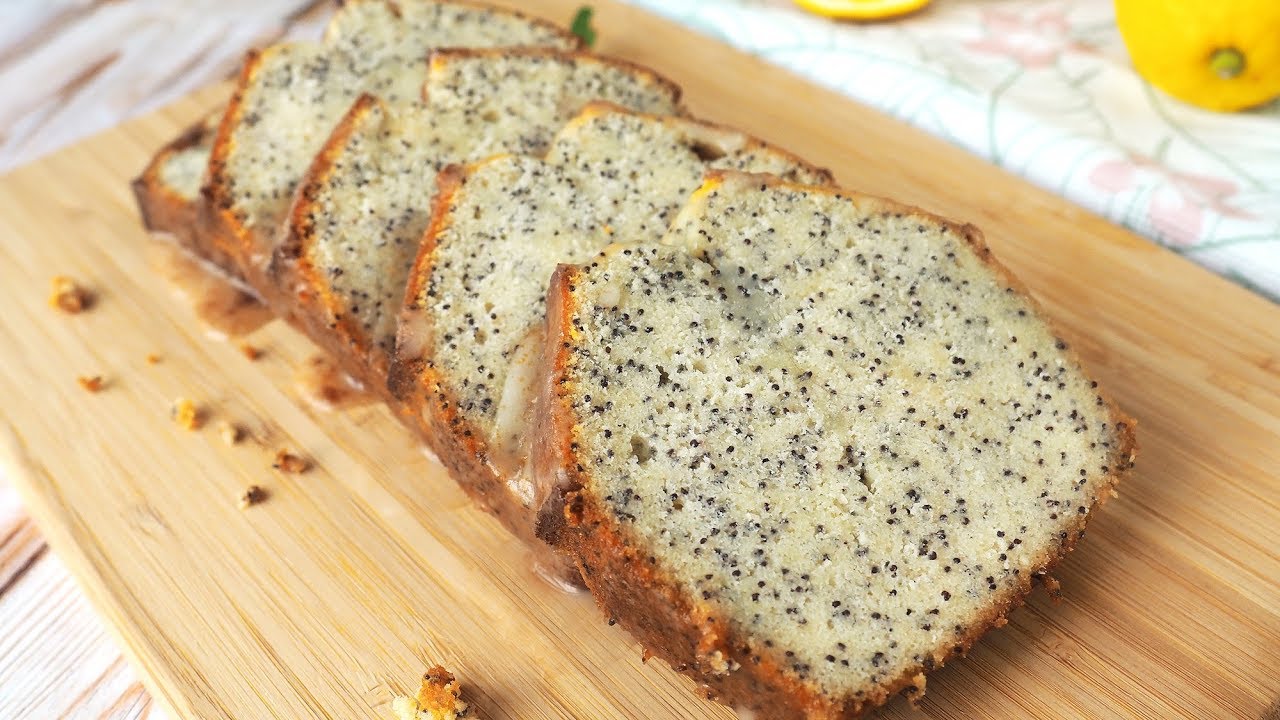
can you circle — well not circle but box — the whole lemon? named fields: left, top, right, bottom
left=1115, top=0, right=1280, bottom=111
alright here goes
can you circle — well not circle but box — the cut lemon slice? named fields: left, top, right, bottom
left=794, top=0, right=931, bottom=20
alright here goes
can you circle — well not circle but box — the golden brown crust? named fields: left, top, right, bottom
left=200, top=48, right=264, bottom=280
left=533, top=175, right=1138, bottom=718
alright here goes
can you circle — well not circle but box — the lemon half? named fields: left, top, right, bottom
left=794, top=0, right=931, bottom=21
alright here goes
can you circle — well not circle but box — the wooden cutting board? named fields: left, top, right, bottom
left=2, top=1, right=1278, bottom=718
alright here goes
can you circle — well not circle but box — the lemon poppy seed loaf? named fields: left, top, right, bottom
left=389, top=102, right=828, bottom=546
left=535, top=171, right=1136, bottom=718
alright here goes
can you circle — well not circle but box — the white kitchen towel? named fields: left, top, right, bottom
left=623, top=0, right=1280, bottom=300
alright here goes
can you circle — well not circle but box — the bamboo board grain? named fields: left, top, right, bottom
left=1, top=1, right=1278, bottom=718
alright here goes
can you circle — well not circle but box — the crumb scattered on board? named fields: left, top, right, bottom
left=171, top=398, right=204, bottom=430
left=238, top=485, right=268, bottom=509
left=219, top=422, right=245, bottom=445
left=77, top=375, right=104, bottom=392
left=146, top=353, right=162, bottom=365
left=272, top=449, right=309, bottom=474
left=49, top=276, right=91, bottom=313
left=392, top=666, right=470, bottom=720
left=239, top=343, right=263, bottom=360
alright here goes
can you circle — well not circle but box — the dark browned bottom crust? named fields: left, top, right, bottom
left=534, top=232, right=1137, bottom=719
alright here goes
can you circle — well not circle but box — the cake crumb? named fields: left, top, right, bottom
left=238, top=485, right=268, bottom=508
left=219, top=422, right=245, bottom=445
left=171, top=398, right=204, bottom=430
left=391, top=666, right=469, bottom=720
left=1040, top=574, right=1063, bottom=603
left=704, top=650, right=738, bottom=676
left=146, top=353, right=162, bottom=365
left=49, top=276, right=91, bottom=313
left=77, top=375, right=105, bottom=393
left=239, top=343, right=263, bottom=361
left=272, top=449, right=309, bottom=474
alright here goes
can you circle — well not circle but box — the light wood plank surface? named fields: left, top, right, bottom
left=0, top=499, right=153, bottom=720
left=0, top=0, right=331, bottom=173
left=2, top=1, right=1279, bottom=719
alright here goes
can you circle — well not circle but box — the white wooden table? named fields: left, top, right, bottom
left=0, top=3, right=332, bottom=716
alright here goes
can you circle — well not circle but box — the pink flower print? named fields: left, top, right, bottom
left=965, top=6, right=1089, bottom=68
left=1149, top=194, right=1204, bottom=246
left=1088, top=155, right=1257, bottom=246
left=1088, top=159, right=1137, bottom=194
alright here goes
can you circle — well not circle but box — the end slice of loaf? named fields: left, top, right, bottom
left=275, top=53, right=683, bottom=406
left=389, top=102, right=828, bottom=549
left=200, top=0, right=577, bottom=286
left=535, top=171, right=1136, bottom=718
left=133, top=114, right=255, bottom=292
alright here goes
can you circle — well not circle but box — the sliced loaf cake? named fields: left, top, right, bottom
left=273, top=54, right=683, bottom=405
left=389, top=102, right=828, bottom=545
left=201, top=0, right=577, bottom=287
left=535, top=171, right=1136, bottom=718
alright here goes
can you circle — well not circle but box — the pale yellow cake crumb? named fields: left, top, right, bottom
left=219, top=422, right=244, bottom=445
left=49, top=276, right=91, bottom=313
left=171, top=398, right=204, bottom=430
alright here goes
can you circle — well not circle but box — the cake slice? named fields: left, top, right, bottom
left=200, top=0, right=577, bottom=289
left=535, top=171, right=1137, bottom=718
left=388, top=102, right=828, bottom=549
left=273, top=53, right=683, bottom=405
left=133, top=114, right=213, bottom=251
left=132, top=114, right=257, bottom=292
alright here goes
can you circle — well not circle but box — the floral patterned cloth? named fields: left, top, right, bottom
left=622, top=0, right=1280, bottom=301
